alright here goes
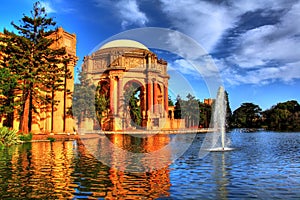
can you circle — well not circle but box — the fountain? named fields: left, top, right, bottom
left=209, top=86, right=233, bottom=152
left=199, top=86, right=233, bottom=157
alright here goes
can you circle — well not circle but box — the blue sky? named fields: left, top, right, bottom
left=1, top=0, right=300, bottom=111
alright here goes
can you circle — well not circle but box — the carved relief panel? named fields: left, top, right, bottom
left=124, top=57, right=144, bottom=69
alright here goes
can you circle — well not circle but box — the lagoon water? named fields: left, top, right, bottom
left=0, top=130, right=299, bottom=199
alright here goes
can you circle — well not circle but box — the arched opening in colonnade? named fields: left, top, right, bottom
left=95, top=80, right=110, bottom=130
left=123, top=80, right=146, bottom=129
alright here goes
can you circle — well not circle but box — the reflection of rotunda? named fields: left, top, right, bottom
left=82, top=39, right=171, bottom=131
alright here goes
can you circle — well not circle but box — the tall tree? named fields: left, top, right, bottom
left=0, top=2, right=71, bottom=133
left=231, top=103, right=262, bottom=128
left=174, top=95, right=183, bottom=119
left=168, top=95, right=174, bottom=106
left=183, top=93, right=200, bottom=127
left=199, top=102, right=212, bottom=128
left=0, top=68, right=18, bottom=127
left=225, top=91, right=232, bottom=128
left=73, top=71, right=97, bottom=128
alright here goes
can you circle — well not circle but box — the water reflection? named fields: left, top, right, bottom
left=0, top=134, right=172, bottom=199
left=212, top=153, right=229, bottom=200
left=1, top=131, right=300, bottom=199
left=0, top=142, right=75, bottom=199
left=82, top=134, right=174, bottom=172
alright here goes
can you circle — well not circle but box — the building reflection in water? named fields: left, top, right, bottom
left=4, top=142, right=75, bottom=199
left=80, top=134, right=172, bottom=199
left=0, top=134, right=172, bottom=199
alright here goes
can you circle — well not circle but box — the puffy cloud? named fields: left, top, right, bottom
left=41, top=0, right=76, bottom=14
left=165, top=32, right=220, bottom=78
left=159, top=0, right=237, bottom=52
left=40, top=1, right=56, bottom=13
left=116, top=0, right=148, bottom=29
left=95, top=0, right=148, bottom=29
left=221, top=62, right=300, bottom=85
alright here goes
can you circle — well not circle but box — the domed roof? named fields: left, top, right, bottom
left=99, top=39, right=149, bottom=50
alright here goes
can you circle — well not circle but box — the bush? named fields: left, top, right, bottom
left=19, top=132, right=33, bottom=141
left=0, top=126, right=20, bottom=147
left=47, top=137, right=56, bottom=142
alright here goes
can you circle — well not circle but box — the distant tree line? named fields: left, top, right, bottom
left=171, top=91, right=232, bottom=129
left=230, top=100, right=300, bottom=131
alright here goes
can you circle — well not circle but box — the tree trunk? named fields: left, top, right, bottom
left=20, top=94, right=30, bottom=134
left=51, top=90, right=54, bottom=132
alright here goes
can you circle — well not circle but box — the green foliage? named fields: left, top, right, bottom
left=0, top=2, right=72, bottom=133
left=18, top=132, right=33, bottom=142
left=174, top=93, right=216, bottom=128
left=0, top=68, right=19, bottom=127
left=183, top=94, right=200, bottom=127
left=230, top=100, right=300, bottom=131
left=225, top=91, right=232, bottom=127
left=73, top=71, right=98, bottom=125
left=168, top=95, right=174, bottom=106
left=95, top=81, right=110, bottom=127
left=174, top=95, right=183, bottom=119
left=124, top=85, right=142, bottom=127
left=0, top=127, right=20, bottom=147
left=262, top=100, right=300, bottom=131
left=47, top=137, right=56, bottom=142
left=198, top=102, right=212, bottom=128
left=230, top=103, right=262, bottom=128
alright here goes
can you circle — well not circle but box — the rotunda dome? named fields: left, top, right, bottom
left=99, top=39, right=149, bottom=50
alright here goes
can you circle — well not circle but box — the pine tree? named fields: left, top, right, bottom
left=0, top=68, right=18, bottom=127
left=0, top=2, right=71, bottom=133
left=73, top=71, right=97, bottom=128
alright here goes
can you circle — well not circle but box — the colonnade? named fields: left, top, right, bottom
left=103, top=73, right=169, bottom=130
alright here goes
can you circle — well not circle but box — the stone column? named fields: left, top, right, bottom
left=117, top=75, right=123, bottom=116
left=164, top=84, right=168, bottom=116
left=153, top=80, right=158, bottom=114
left=147, top=80, right=153, bottom=115
left=142, top=89, right=147, bottom=117
left=109, top=76, right=115, bottom=114
left=147, top=54, right=152, bottom=69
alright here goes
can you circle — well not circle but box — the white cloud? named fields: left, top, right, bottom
left=40, top=1, right=56, bottom=13
left=169, top=59, right=198, bottom=76
left=229, top=0, right=290, bottom=13
left=41, top=0, right=76, bottom=14
left=167, top=55, right=221, bottom=80
left=116, top=0, right=148, bottom=29
left=166, top=31, right=207, bottom=59
left=159, top=0, right=237, bottom=52
left=221, top=62, right=300, bottom=86
left=95, top=0, right=148, bottom=29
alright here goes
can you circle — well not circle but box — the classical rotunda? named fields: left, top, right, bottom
left=81, top=39, right=172, bottom=131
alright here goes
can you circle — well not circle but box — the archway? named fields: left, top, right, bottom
left=95, top=80, right=110, bottom=130
left=123, top=80, right=145, bottom=129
